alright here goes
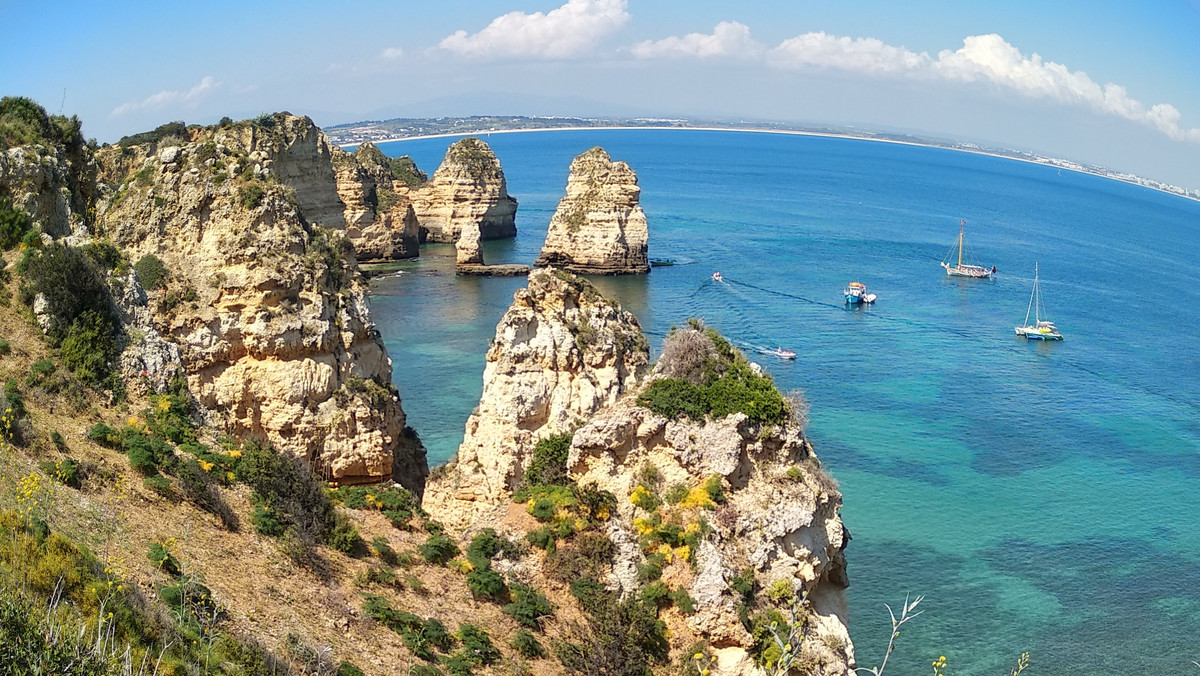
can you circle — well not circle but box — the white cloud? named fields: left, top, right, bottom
left=438, top=0, right=630, bottom=59
left=932, top=34, right=1200, bottom=142
left=379, top=47, right=404, bottom=60
left=111, top=76, right=220, bottom=117
left=631, top=21, right=764, bottom=60
left=769, top=31, right=930, bottom=74
left=638, top=23, right=1200, bottom=144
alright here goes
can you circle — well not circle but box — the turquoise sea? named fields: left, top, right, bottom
left=368, top=130, right=1200, bottom=674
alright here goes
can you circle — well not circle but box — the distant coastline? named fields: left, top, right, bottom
left=326, top=116, right=1200, bottom=203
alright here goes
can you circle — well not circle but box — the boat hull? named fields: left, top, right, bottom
left=942, top=262, right=993, bottom=278
left=1015, top=327, right=1063, bottom=341
left=845, top=294, right=863, bottom=304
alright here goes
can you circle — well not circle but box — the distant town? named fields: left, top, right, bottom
left=325, top=115, right=1200, bottom=202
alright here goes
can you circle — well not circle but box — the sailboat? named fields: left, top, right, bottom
left=940, top=220, right=995, bottom=278
left=1015, top=262, right=1063, bottom=341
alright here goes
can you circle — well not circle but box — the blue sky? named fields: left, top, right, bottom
left=3, top=1, right=1199, bottom=188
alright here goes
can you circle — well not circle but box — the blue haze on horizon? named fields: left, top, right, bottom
left=2, top=1, right=1199, bottom=188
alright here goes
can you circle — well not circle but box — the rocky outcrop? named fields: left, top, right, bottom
left=332, top=143, right=420, bottom=261
left=0, top=144, right=88, bottom=238
left=455, top=221, right=484, bottom=266
left=409, top=138, right=517, bottom=243
left=534, top=147, right=649, bottom=275
left=423, top=268, right=649, bottom=528
left=570, top=400, right=853, bottom=675
left=95, top=114, right=427, bottom=493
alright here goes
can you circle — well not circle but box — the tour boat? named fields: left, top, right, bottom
left=712, top=271, right=723, bottom=282
left=764, top=347, right=796, bottom=360
left=940, top=220, right=995, bottom=278
left=844, top=281, right=868, bottom=304
left=1015, top=262, right=1063, bottom=341
left=650, top=258, right=676, bottom=267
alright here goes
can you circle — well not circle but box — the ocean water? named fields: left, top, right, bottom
left=368, top=130, right=1200, bottom=674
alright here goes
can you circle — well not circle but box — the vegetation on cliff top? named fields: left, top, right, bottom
left=637, top=320, right=790, bottom=426
left=0, top=96, right=84, bottom=151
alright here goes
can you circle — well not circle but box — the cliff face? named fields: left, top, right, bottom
left=534, top=147, right=649, bottom=275
left=95, top=114, right=427, bottom=492
left=409, top=137, right=517, bottom=243
left=423, top=268, right=649, bottom=527
left=570, top=395, right=852, bottom=675
left=0, top=144, right=92, bottom=238
left=427, top=271, right=852, bottom=675
left=332, top=143, right=420, bottom=262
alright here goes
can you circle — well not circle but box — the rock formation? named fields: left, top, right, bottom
left=0, top=142, right=93, bottom=238
left=453, top=220, right=531, bottom=276
left=94, top=114, right=427, bottom=493
left=409, top=137, right=517, bottom=243
left=570, top=390, right=853, bottom=674
left=332, top=142, right=421, bottom=261
left=423, top=268, right=650, bottom=527
left=534, top=147, right=649, bottom=275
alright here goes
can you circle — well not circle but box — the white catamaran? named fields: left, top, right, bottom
left=1015, top=262, right=1063, bottom=341
left=941, top=220, right=995, bottom=278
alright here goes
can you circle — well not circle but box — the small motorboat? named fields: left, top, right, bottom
left=845, top=281, right=868, bottom=304
left=712, top=271, right=723, bottom=282
left=764, top=346, right=796, bottom=360
left=863, top=292, right=877, bottom=304
left=650, top=258, right=676, bottom=267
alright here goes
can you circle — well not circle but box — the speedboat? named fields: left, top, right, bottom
left=863, top=292, right=877, bottom=303
left=712, top=271, right=723, bottom=282
left=764, top=346, right=796, bottom=360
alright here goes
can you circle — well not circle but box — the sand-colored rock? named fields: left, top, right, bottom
left=0, top=144, right=87, bottom=237
left=423, top=268, right=649, bottom=528
left=409, top=137, right=517, bottom=243
left=332, top=143, right=421, bottom=261
left=534, top=147, right=649, bottom=275
left=455, top=221, right=484, bottom=266
left=95, top=114, right=427, bottom=493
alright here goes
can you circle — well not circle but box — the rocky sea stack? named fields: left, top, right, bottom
left=409, top=137, right=517, bottom=243
left=332, top=141, right=423, bottom=262
left=535, top=146, right=650, bottom=275
left=427, top=269, right=852, bottom=675
left=95, top=113, right=427, bottom=491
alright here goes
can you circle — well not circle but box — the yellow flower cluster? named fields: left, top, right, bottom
left=227, top=449, right=243, bottom=459
left=931, top=654, right=947, bottom=676
left=197, top=459, right=215, bottom=472
left=633, top=517, right=656, bottom=536
left=678, top=485, right=714, bottom=510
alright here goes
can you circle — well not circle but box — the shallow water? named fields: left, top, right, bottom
left=368, top=129, right=1200, bottom=674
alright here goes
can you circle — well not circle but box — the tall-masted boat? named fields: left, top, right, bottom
left=941, top=220, right=995, bottom=278
left=1015, top=262, right=1063, bottom=341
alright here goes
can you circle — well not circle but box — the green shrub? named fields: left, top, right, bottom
left=236, top=441, right=332, bottom=544
left=466, top=567, right=508, bottom=603
left=529, top=497, right=557, bottom=521
left=639, top=580, right=671, bottom=609
left=510, top=629, right=546, bottom=659
left=410, top=666, right=443, bottom=676
left=239, top=182, right=265, bottom=209
left=0, top=197, right=31, bottom=250
left=664, top=482, right=689, bottom=505
left=147, top=542, right=182, bottom=577
left=454, top=623, right=500, bottom=670
left=419, top=533, right=459, bottom=565
left=729, top=567, right=756, bottom=603
left=703, top=475, right=727, bottom=505
left=526, top=526, right=555, bottom=552
left=143, top=474, right=173, bottom=498
left=371, top=535, right=397, bottom=564
left=637, top=379, right=707, bottom=420
left=133, top=254, right=168, bottom=290
left=324, top=511, right=363, bottom=555
left=117, top=120, right=186, bottom=147
left=338, top=661, right=367, bottom=676
left=0, top=338, right=9, bottom=356
left=251, top=504, right=284, bottom=536
left=555, top=591, right=669, bottom=676
left=38, top=457, right=81, bottom=489
left=17, top=244, right=116, bottom=348
left=670, top=587, right=697, bottom=614
left=60, top=309, right=117, bottom=384
left=88, top=422, right=117, bottom=446
left=522, top=432, right=572, bottom=488
left=636, top=559, right=662, bottom=583
left=177, top=459, right=239, bottom=531
left=503, top=583, right=553, bottom=629
left=545, top=532, right=615, bottom=585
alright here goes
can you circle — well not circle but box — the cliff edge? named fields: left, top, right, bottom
left=95, top=113, right=427, bottom=491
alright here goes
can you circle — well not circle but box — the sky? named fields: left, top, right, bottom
left=3, top=0, right=1200, bottom=189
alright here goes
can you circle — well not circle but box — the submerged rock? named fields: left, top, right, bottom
left=534, top=147, right=649, bottom=275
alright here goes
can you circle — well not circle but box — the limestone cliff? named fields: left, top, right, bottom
left=332, top=142, right=420, bottom=261
left=423, top=268, right=649, bottom=528
left=0, top=142, right=94, bottom=238
left=570, top=386, right=853, bottom=675
left=409, top=137, right=517, bottom=243
left=94, top=114, right=427, bottom=492
left=534, top=147, right=649, bottom=275
left=428, top=270, right=852, bottom=675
